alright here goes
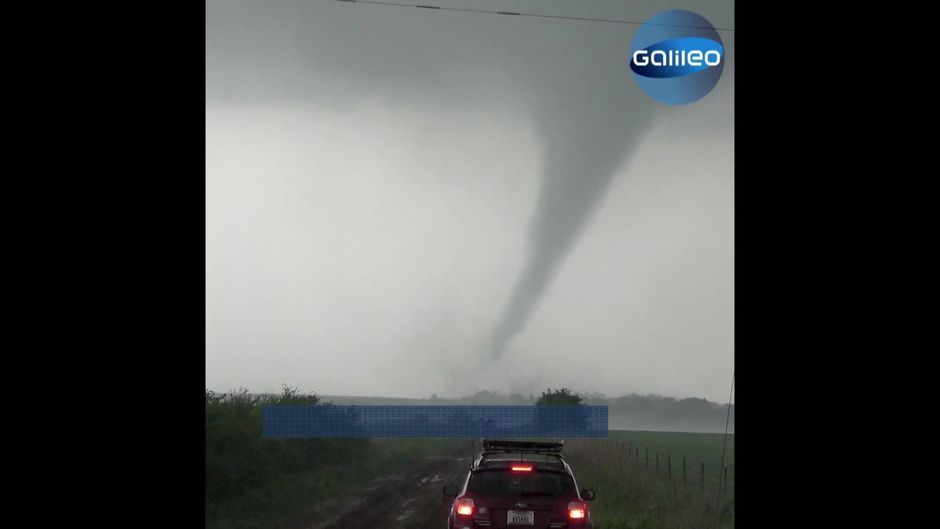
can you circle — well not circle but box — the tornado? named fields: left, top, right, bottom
left=491, top=97, right=647, bottom=358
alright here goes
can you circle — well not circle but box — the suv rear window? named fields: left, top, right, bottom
left=467, top=470, right=575, bottom=497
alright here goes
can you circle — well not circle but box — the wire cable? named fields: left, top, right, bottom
left=715, top=369, right=734, bottom=521
left=332, top=0, right=734, bottom=32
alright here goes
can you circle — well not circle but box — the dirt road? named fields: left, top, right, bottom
left=303, top=441, right=473, bottom=529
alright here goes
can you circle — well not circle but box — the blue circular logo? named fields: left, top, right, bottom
left=630, top=10, right=725, bottom=105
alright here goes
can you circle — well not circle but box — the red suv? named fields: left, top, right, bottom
left=443, top=439, right=595, bottom=528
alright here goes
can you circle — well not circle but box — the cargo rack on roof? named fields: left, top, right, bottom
left=475, top=439, right=568, bottom=470
left=481, top=439, right=565, bottom=453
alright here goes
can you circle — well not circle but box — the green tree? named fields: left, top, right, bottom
left=536, top=387, right=584, bottom=406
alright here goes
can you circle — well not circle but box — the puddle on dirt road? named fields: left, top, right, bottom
left=300, top=445, right=469, bottom=529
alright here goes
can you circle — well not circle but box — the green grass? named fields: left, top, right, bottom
left=206, top=437, right=462, bottom=529
left=206, top=387, right=464, bottom=529
left=563, top=431, right=734, bottom=529
left=605, top=430, right=734, bottom=488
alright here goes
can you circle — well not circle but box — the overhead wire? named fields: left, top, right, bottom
left=332, top=0, right=734, bottom=32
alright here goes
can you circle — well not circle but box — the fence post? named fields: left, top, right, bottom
left=723, top=465, right=728, bottom=488
left=683, top=455, right=687, bottom=483
left=668, top=454, right=672, bottom=478
left=646, top=448, right=649, bottom=467
left=701, top=462, right=705, bottom=488
left=656, top=451, right=659, bottom=471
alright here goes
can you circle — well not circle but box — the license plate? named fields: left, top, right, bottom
left=507, top=510, right=534, bottom=525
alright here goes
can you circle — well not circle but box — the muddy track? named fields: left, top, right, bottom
left=308, top=442, right=473, bottom=529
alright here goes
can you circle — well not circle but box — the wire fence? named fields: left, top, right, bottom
left=604, top=438, right=733, bottom=490
left=562, top=436, right=735, bottom=528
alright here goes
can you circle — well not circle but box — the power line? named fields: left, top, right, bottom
left=332, top=0, right=734, bottom=32
left=715, top=368, right=734, bottom=520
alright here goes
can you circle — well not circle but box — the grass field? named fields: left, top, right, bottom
left=606, top=430, right=734, bottom=487
left=564, top=431, right=734, bottom=529
left=206, top=387, right=468, bottom=529
left=207, top=430, right=465, bottom=529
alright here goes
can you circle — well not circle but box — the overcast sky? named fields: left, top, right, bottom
left=206, top=0, right=734, bottom=403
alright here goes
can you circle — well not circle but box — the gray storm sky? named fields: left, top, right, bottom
left=206, top=0, right=734, bottom=402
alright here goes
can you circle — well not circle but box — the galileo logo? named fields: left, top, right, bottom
left=629, top=10, right=725, bottom=105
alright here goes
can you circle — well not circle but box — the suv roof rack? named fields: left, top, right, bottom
left=474, top=439, right=568, bottom=470
left=481, top=439, right=565, bottom=454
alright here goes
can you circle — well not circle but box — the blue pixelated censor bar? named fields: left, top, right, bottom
left=263, top=405, right=608, bottom=438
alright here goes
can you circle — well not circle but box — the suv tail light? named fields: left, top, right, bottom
left=455, top=497, right=474, bottom=516
left=568, top=501, right=586, bottom=519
